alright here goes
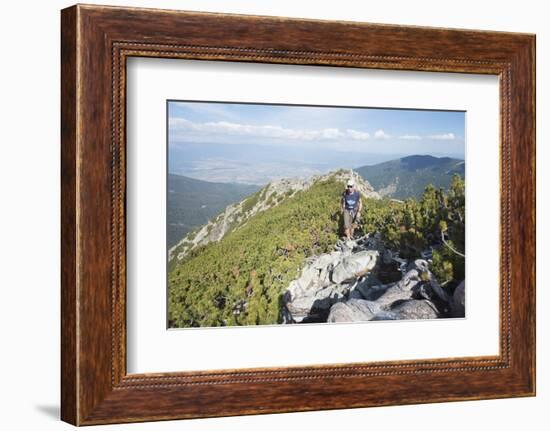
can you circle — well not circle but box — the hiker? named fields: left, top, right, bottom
left=341, top=178, right=362, bottom=240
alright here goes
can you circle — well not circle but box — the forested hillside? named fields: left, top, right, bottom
left=356, top=155, right=465, bottom=199
left=167, top=174, right=259, bottom=248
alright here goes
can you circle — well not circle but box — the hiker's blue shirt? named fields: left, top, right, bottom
left=343, top=190, right=360, bottom=211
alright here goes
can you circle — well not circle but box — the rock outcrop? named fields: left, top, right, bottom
left=282, top=239, right=379, bottom=323
left=283, top=235, right=463, bottom=324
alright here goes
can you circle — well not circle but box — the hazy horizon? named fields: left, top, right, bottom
left=168, top=101, right=466, bottom=186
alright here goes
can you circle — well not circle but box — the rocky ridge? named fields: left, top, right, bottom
left=169, top=170, right=380, bottom=263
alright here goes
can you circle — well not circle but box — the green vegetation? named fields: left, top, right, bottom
left=241, top=189, right=263, bottom=214
left=168, top=178, right=344, bottom=328
left=360, top=174, right=465, bottom=283
left=356, top=155, right=465, bottom=199
left=168, top=173, right=465, bottom=328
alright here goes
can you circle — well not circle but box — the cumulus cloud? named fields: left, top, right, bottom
left=399, top=134, right=422, bottom=140
left=346, top=129, right=370, bottom=140
left=429, top=133, right=456, bottom=140
left=169, top=117, right=373, bottom=142
left=374, top=129, right=391, bottom=139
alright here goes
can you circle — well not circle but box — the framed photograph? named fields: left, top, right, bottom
left=61, top=4, right=536, bottom=425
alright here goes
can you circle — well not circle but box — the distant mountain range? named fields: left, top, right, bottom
left=167, top=174, right=259, bottom=248
left=355, top=155, right=465, bottom=199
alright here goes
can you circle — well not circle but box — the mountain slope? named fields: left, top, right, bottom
left=168, top=171, right=466, bottom=328
left=168, top=170, right=379, bottom=328
left=356, top=155, right=465, bottom=199
left=168, top=170, right=379, bottom=264
left=167, top=174, right=259, bottom=248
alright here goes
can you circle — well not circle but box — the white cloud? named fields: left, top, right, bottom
left=374, top=129, right=391, bottom=139
left=169, top=117, right=373, bottom=142
left=169, top=117, right=452, bottom=148
left=346, top=129, right=370, bottom=140
left=319, top=128, right=345, bottom=139
left=429, top=133, right=456, bottom=140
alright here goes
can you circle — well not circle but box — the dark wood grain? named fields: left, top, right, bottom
left=60, top=5, right=78, bottom=425
left=61, top=4, right=536, bottom=426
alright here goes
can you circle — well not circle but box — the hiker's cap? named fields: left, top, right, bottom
left=347, top=178, right=355, bottom=187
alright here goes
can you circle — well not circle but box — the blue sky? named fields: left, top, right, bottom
left=168, top=101, right=465, bottom=185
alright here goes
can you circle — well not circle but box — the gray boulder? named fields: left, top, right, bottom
left=357, top=259, right=427, bottom=306
left=327, top=299, right=383, bottom=323
left=282, top=243, right=379, bottom=323
left=283, top=283, right=349, bottom=323
left=331, top=250, right=379, bottom=284
left=327, top=259, right=444, bottom=322
left=387, top=299, right=439, bottom=320
left=282, top=250, right=349, bottom=323
left=452, top=280, right=465, bottom=317
left=371, top=311, right=399, bottom=321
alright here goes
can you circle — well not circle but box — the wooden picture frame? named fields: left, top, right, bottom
left=61, top=4, right=536, bottom=426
